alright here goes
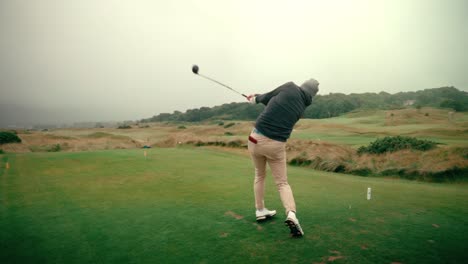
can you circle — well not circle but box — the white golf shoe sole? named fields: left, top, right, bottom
left=256, top=211, right=276, bottom=221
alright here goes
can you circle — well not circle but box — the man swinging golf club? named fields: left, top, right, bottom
left=247, top=78, right=319, bottom=237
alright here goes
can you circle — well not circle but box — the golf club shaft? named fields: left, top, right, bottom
left=197, top=73, right=247, bottom=98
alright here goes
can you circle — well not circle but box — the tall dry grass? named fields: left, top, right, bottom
left=286, top=139, right=468, bottom=181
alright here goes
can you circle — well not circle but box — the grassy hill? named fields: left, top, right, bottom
left=1, top=148, right=468, bottom=263
left=292, top=107, right=468, bottom=147
left=1, top=107, right=467, bottom=181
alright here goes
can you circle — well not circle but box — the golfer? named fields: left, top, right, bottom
left=246, top=79, right=319, bottom=237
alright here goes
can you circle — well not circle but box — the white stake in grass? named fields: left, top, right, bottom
left=367, top=187, right=372, bottom=200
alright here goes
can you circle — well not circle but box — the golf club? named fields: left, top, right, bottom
left=192, top=65, right=247, bottom=98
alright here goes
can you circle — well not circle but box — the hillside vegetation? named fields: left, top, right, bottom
left=1, top=107, right=467, bottom=181
left=141, top=87, right=468, bottom=122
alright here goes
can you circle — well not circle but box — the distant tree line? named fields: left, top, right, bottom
left=141, top=87, right=468, bottom=123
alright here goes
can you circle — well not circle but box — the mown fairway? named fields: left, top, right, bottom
left=1, top=148, right=468, bottom=263
left=292, top=108, right=468, bottom=148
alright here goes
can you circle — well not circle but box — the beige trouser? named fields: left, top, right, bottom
left=248, top=131, right=296, bottom=214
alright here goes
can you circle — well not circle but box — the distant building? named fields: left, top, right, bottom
left=404, top=100, right=416, bottom=106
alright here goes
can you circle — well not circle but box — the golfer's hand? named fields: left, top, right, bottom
left=247, top=94, right=256, bottom=104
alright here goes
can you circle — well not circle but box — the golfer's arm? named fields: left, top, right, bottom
left=256, top=85, right=285, bottom=105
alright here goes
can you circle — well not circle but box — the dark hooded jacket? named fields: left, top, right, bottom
left=254, top=82, right=313, bottom=142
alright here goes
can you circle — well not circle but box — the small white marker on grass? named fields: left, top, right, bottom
left=367, top=187, right=372, bottom=200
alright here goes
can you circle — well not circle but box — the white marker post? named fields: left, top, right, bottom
left=367, top=187, right=372, bottom=200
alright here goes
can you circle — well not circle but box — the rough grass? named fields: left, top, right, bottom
left=287, top=139, right=468, bottom=181
left=1, top=148, right=468, bottom=263
left=2, top=108, right=466, bottom=179
left=1, top=130, right=140, bottom=153
left=5, top=108, right=466, bottom=151
left=353, top=148, right=468, bottom=181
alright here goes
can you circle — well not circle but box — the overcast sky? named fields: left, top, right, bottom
left=1, top=0, right=467, bottom=125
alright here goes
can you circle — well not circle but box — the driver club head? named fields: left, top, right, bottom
left=192, top=64, right=199, bottom=74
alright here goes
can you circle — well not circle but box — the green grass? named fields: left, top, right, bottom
left=1, top=148, right=468, bottom=263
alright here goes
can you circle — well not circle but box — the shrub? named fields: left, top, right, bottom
left=349, top=168, right=372, bottom=176
left=289, top=152, right=311, bottom=166
left=218, top=121, right=225, bottom=126
left=289, top=157, right=312, bottom=166
left=118, top=125, right=132, bottom=129
left=224, top=122, right=235, bottom=128
left=440, top=99, right=465, bottom=111
left=380, top=168, right=408, bottom=177
left=0, top=149, right=4, bottom=154
left=224, top=132, right=234, bottom=136
left=29, top=144, right=61, bottom=152
left=227, top=140, right=243, bottom=148
left=429, top=167, right=468, bottom=182
left=357, top=136, right=437, bottom=155
left=334, top=165, right=346, bottom=173
left=48, top=144, right=61, bottom=152
left=0, top=131, right=22, bottom=145
left=178, top=125, right=186, bottom=129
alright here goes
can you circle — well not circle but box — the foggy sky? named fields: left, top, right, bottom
left=1, top=0, right=467, bottom=126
